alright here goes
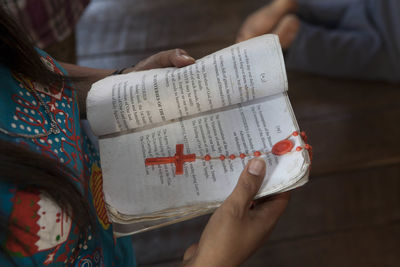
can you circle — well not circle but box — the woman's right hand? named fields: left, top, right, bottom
left=181, top=158, right=290, bottom=267
left=125, top=48, right=195, bottom=73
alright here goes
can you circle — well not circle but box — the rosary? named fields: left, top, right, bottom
left=145, top=131, right=312, bottom=175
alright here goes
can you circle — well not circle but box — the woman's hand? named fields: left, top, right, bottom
left=181, top=158, right=290, bottom=267
left=123, top=48, right=195, bottom=73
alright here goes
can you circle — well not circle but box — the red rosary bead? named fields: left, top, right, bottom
left=292, top=131, right=299, bottom=136
left=272, top=140, right=294, bottom=155
left=204, top=154, right=211, bottom=161
left=254, top=151, right=261, bottom=157
left=296, top=146, right=302, bottom=151
left=219, top=155, right=226, bottom=160
left=300, top=131, right=307, bottom=142
left=240, top=153, right=246, bottom=159
left=229, top=154, right=236, bottom=160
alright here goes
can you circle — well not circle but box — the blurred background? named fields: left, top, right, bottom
left=74, top=0, right=400, bottom=266
left=11, top=0, right=396, bottom=265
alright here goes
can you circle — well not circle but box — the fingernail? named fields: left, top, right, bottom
left=181, top=54, right=195, bottom=62
left=248, top=158, right=265, bottom=176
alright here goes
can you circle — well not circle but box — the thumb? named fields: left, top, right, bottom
left=225, top=158, right=266, bottom=213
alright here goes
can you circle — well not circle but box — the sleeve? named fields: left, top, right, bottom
left=0, top=188, right=77, bottom=266
left=295, top=0, right=352, bottom=27
left=285, top=2, right=395, bottom=81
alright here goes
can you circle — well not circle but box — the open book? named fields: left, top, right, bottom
left=86, top=35, right=310, bottom=236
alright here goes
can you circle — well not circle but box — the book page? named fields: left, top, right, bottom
left=87, top=34, right=287, bottom=136
left=99, top=93, right=309, bottom=216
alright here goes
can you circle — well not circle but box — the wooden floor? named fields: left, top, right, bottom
left=77, top=0, right=400, bottom=266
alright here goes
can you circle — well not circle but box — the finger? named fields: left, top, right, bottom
left=133, top=49, right=195, bottom=71
left=153, top=49, right=195, bottom=68
left=168, top=49, right=196, bottom=68
left=225, top=158, right=266, bottom=214
left=183, top=243, right=198, bottom=261
left=135, top=51, right=170, bottom=70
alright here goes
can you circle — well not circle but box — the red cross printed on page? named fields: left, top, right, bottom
left=145, top=131, right=312, bottom=175
left=145, top=144, right=196, bottom=175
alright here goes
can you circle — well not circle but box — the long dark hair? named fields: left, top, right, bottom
left=0, top=6, right=94, bottom=265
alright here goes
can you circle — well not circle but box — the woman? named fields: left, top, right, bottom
left=0, top=6, right=289, bottom=266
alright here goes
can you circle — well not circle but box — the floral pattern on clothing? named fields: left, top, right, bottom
left=0, top=49, right=135, bottom=266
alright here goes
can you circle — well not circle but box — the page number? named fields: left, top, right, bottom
left=260, top=73, right=268, bottom=83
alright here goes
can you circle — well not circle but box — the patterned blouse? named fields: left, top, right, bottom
left=0, top=49, right=136, bottom=266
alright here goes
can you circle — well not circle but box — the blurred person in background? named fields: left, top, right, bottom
left=237, top=0, right=400, bottom=83
left=1, top=0, right=90, bottom=63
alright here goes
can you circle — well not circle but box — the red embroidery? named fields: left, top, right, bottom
left=6, top=190, right=41, bottom=256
